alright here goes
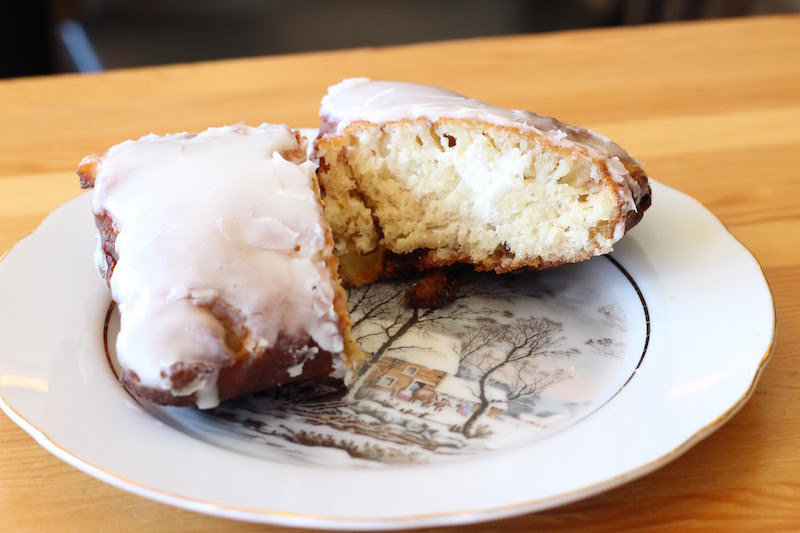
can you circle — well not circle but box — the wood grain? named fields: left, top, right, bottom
left=1, top=14, right=799, bottom=532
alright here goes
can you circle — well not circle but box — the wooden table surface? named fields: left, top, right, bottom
left=1, top=14, right=798, bottom=532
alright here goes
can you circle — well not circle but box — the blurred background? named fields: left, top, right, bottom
left=3, top=0, right=799, bottom=78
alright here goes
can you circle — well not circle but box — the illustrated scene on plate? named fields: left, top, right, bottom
left=145, top=260, right=645, bottom=466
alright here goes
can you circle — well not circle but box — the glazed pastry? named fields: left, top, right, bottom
left=79, top=124, right=360, bottom=408
left=313, top=79, right=651, bottom=285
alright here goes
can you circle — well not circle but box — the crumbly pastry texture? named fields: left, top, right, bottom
left=314, top=78, right=651, bottom=285
left=79, top=124, right=359, bottom=408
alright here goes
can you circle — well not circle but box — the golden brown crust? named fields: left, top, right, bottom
left=77, top=155, right=101, bottom=189
left=119, top=333, right=343, bottom=407
left=93, top=212, right=118, bottom=284
left=310, top=168, right=366, bottom=371
left=286, top=131, right=310, bottom=164
left=77, top=155, right=118, bottom=285
left=622, top=164, right=652, bottom=232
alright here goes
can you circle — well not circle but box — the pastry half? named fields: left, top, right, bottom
left=79, top=124, right=360, bottom=408
left=313, top=79, right=652, bottom=285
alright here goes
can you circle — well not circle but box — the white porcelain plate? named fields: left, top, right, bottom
left=0, top=181, right=774, bottom=530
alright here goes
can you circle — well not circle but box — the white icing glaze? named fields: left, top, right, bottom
left=321, top=78, right=628, bottom=160
left=320, top=79, right=647, bottom=237
left=91, top=124, right=344, bottom=407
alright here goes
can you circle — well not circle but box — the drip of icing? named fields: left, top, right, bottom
left=92, top=124, right=344, bottom=405
left=320, top=79, right=645, bottom=236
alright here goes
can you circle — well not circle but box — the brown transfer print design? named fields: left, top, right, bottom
left=112, top=257, right=648, bottom=467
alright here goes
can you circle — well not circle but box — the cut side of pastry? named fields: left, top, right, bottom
left=78, top=124, right=361, bottom=408
left=314, top=79, right=652, bottom=286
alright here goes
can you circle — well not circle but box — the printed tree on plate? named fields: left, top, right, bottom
left=455, top=317, right=576, bottom=438
left=585, top=337, right=618, bottom=357
left=348, top=275, right=514, bottom=383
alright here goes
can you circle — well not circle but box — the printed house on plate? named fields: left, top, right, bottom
left=365, top=356, right=447, bottom=397
left=363, top=355, right=506, bottom=419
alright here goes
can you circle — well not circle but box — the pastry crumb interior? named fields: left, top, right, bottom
left=317, top=118, right=619, bottom=272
